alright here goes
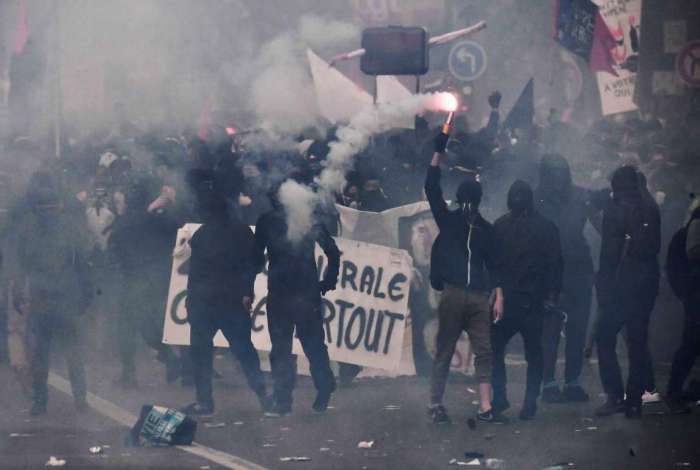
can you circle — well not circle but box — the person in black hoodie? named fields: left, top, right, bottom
left=594, top=166, right=661, bottom=419
left=666, top=195, right=700, bottom=413
left=181, top=190, right=269, bottom=417
left=491, top=180, right=563, bottom=420
left=14, top=171, right=93, bottom=416
left=255, top=188, right=340, bottom=417
left=109, top=181, right=181, bottom=388
left=425, top=132, right=505, bottom=424
left=535, top=154, right=599, bottom=403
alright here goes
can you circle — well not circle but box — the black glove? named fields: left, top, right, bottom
left=319, top=278, right=337, bottom=295
left=488, top=91, right=502, bottom=109
left=433, top=132, right=450, bottom=154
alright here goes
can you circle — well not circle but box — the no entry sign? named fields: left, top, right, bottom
left=677, top=40, right=700, bottom=88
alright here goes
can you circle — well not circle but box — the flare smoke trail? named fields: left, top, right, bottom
left=279, top=92, right=458, bottom=243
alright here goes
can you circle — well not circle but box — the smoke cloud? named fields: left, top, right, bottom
left=279, top=92, right=457, bottom=243
left=250, top=14, right=359, bottom=135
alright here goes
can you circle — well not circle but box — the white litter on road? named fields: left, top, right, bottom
left=45, top=456, right=66, bottom=467
left=358, top=441, right=375, bottom=449
left=280, top=457, right=311, bottom=462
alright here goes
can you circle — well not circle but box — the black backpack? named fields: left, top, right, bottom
left=666, top=225, right=690, bottom=299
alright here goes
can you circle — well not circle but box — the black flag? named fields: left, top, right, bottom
left=503, top=78, right=534, bottom=131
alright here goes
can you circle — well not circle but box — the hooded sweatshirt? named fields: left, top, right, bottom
left=493, top=180, right=563, bottom=308
left=534, top=154, right=596, bottom=275
left=597, top=166, right=660, bottom=307
left=425, top=166, right=499, bottom=291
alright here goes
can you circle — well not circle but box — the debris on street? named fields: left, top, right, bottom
left=45, top=456, right=66, bottom=467
left=280, top=456, right=312, bottom=462
left=204, top=422, right=226, bottom=429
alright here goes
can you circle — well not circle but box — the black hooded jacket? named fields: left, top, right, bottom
left=425, top=166, right=499, bottom=291
left=255, top=207, right=340, bottom=301
left=534, top=154, right=598, bottom=275
left=493, top=180, right=564, bottom=308
left=187, top=215, right=264, bottom=312
left=597, top=167, right=660, bottom=307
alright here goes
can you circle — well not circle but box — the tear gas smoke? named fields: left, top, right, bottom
left=251, top=15, right=359, bottom=135
left=279, top=92, right=459, bottom=243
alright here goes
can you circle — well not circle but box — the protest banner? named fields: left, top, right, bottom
left=162, top=224, right=412, bottom=371
left=593, top=0, right=642, bottom=115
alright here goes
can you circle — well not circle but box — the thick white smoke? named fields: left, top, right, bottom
left=279, top=92, right=457, bottom=243
left=251, top=15, right=359, bottom=135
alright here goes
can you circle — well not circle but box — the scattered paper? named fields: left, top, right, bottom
left=449, top=458, right=481, bottom=466
left=10, top=433, right=34, bottom=438
left=263, top=443, right=276, bottom=448
left=467, top=388, right=477, bottom=394
left=320, top=447, right=331, bottom=452
left=89, top=447, right=103, bottom=455
left=358, top=440, right=375, bottom=449
left=45, top=457, right=66, bottom=467
left=204, top=422, right=226, bottom=429
left=280, top=457, right=311, bottom=462
left=233, top=421, right=244, bottom=426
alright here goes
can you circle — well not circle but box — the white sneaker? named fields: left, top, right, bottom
left=642, top=390, right=661, bottom=404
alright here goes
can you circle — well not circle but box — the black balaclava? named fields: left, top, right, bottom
left=539, top=153, right=572, bottom=197
left=611, top=165, right=640, bottom=202
left=507, top=179, right=534, bottom=215
left=456, top=174, right=483, bottom=214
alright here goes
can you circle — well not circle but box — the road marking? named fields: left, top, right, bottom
left=48, top=372, right=269, bottom=470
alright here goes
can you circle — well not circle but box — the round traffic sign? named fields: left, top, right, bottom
left=677, top=40, right=700, bottom=88
left=448, top=40, right=488, bottom=82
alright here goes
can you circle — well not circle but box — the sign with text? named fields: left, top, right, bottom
left=162, top=224, right=412, bottom=370
left=594, top=0, right=642, bottom=115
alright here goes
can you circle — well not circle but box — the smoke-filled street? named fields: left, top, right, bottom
left=2, top=353, right=700, bottom=470
left=1, top=0, right=700, bottom=469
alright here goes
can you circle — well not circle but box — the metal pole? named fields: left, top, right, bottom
left=372, top=75, right=378, bottom=105
left=53, top=0, right=62, bottom=159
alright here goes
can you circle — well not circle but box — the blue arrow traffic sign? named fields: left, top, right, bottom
left=448, top=40, right=488, bottom=82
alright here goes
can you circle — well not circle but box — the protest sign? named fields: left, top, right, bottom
left=162, top=224, right=412, bottom=370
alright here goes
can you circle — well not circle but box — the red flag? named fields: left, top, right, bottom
left=589, top=12, right=618, bottom=77
left=13, top=0, right=28, bottom=55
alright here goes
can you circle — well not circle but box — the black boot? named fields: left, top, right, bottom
left=542, top=386, right=565, bottom=403
left=519, top=401, right=538, bottom=420
left=563, top=384, right=589, bottom=402
left=312, top=389, right=333, bottom=413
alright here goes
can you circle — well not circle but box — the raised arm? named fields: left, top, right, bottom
left=425, top=133, right=451, bottom=229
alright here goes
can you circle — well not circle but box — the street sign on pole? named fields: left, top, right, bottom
left=447, top=40, right=487, bottom=82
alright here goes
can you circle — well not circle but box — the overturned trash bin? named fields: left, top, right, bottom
left=126, top=405, right=197, bottom=447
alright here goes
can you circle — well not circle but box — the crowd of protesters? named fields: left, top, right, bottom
left=0, top=89, right=698, bottom=422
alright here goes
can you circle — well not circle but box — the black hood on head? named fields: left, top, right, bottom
left=456, top=174, right=482, bottom=208
left=611, top=165, right=640, bottom=200
left=508, top=179, right=534, bottom=214
left=539, top=153, right=571, bottom=193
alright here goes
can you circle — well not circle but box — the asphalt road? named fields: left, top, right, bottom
left=1, top=350, right=699, bottom=470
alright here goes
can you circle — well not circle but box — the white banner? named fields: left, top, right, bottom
left=162, top=224, right=412, bottom=371
left=336, top=202, right=477, bottom=378
left=594, top=0, right=642, bottom=115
